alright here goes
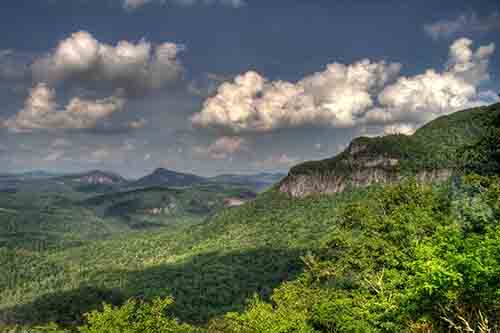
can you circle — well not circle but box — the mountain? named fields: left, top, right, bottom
left=280, top=103, right=500, bottom=197
left=58, top=170, right=127, bottom=185
left=130, top=168, right=205, bottom=188
left=52, top=170, right=128, bottom=194
left=0, top=170, right=127, bottom=195
left=6, top=170, right=63, bottom=179
left=209, top=172, right=286, bottom=191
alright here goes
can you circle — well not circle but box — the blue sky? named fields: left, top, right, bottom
left=0, top=0, right=499, bottom=177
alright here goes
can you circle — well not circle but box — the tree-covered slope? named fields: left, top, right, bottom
left=82, top=184, right=256, bottom=228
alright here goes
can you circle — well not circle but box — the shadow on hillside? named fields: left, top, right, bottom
left=0, top=247, right=305, bottom=327
left=0, top=286, right=126, bottom=327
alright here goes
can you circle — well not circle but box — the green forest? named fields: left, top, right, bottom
left=1, top=104, right=500, bottom=332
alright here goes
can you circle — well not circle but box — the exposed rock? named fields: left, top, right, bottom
left=145, top=202, right=177, bottom=215
left=279, top=153, right=453, bottom=199
left=76, top=175, right=116, bottom=185
left=223, top=198, right=248, bottom=208
left=279, top=168, right=453, bottom=198
left=62, top=170, right=125, bottom=185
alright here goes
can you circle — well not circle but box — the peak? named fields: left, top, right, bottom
left=131, top=168, right=204, bottom=188
left=153, top=168, right=170, bottom=173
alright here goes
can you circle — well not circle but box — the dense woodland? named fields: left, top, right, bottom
left=1, top=104, right=500, bottom=332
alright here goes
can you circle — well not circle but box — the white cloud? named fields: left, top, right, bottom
left=31, top=31, right=185, bottom=94
left=192, top=38, right=495, bottom=136
left=194, top=136, right=247, bottom=159
left=424, top=12, right=500, bottom=40
left=191, top=60, right=401, bottom=132
left=382, top=123, right=417, bottom=136
left=5, top=83, right=125, bottom=132
left=446, top=38, right=494, bottom=84
left=365, top=38, right=495, bottom=133
left=123, top=0, right=246, bottom=10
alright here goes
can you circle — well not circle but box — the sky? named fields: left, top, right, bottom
left=0, top=0, right=499, bottom=178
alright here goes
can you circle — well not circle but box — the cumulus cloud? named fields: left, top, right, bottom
left=424, top=12, right=500, bottom=40
left=364, top=38, right=495, bottom=130
left=446, top=38, right=494, bottom=84
left=192, top=60, right=402, bottom=132
left=194, top=136, right=247, bottom=159
left=31, top=31, right=185, bottom=94
left=5, top=83, right=125, bottom=132
left=192, top=38, right=495, bottom=136
left=123, top=0, right=245, bottom=10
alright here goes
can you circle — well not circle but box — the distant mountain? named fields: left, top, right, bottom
left=130, top=168, right=205, bottom=188
left=17, top=171, right=63, bottom=179
left=209, top=172, right=286, bottom=191
left=280, top=103, right=500, bottom=197
left=59, top=170, right=127, bottom=185
left=0, top=170, right=62, bottom=180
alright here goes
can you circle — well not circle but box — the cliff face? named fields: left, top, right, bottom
left=279, top=167, right=453, bottom=198
left=279, top=140, right=453, bottom=198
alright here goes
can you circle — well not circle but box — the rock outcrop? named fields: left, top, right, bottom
left=279, top=139, right=453, bottom=198
left=279, top=168, right=452, bottom=198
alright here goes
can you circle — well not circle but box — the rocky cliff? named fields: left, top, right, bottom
left=279, top=166, right=453, bottom=198
left=279, top=138, right=454, bottom=198
left=279, top=103, right=500, bottom=198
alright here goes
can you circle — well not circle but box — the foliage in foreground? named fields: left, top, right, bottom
left=79, top=297, right=197, bottom=333
left=216, top=176, right=500, bottom=332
